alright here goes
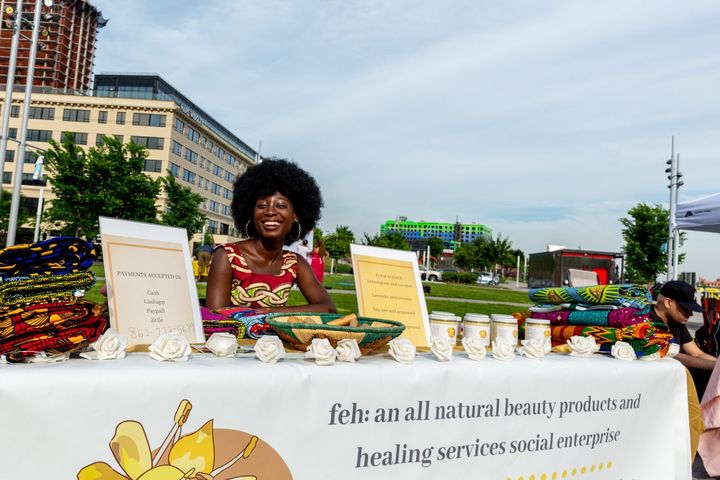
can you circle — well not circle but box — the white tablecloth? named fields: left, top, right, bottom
left=0, top=351, right=691, bottom=479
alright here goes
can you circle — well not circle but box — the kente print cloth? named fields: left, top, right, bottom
left=550, top=322, right=674, bottom=357
left=201, top=306, right=269, bottom=340
left=223, top=243, right=298, bottom=308
left=528, top=284, right=652, bottom=310
left=202, top=320, right=247, bottom=341
left=520, top=307, right=651, bottom=328
left=0, top=300, right=107, bottom=357
left=0, top=236, right=95, bottom=279
left=0, top=271, right=95, bottom=306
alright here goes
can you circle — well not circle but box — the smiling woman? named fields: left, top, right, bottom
left=205, top=159, right=336, bottom=314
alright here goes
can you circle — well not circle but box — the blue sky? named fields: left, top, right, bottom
left=91, top=0, right=720, bottom=280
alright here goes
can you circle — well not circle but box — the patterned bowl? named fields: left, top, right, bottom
left=266, top=313, right=405, bottom=354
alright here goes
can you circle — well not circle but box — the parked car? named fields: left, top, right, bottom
left=418, top=265, right=443, bottom=282
left=476, top=271, right=499, bottom=285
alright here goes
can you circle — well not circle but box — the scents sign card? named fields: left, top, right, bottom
left=351, top=244, right=431, bottom=348
left=100, top=217, right=203, bottom=347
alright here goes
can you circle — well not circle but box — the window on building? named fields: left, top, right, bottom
left=29, top=107, right=54, bottom=120
left=211, top=183, right=221, bottom=195
left=114, top=134, right=124, bottom=143
left=27, top=129, right=52, bottom=142
left=2, top=172, right=10, bottom=184
left=25, top=151, right=42, bottom=164
left=174, top=118, right=185, bottom=134
left=131, top=136, right=164, bottom=150
left=22, top=172, right=46, bottom=186
left=214, top=146, right=225, bottom=160
left=171, top=140, right=182, bottom=156
left=62, top=131, right=88, bottom=145
left=223, top=187, right=232, bottom=200
left=133, top=113, right=167, bottom=127
left=212, top=164, right=223, bottom=177
left=98, top=111, right=107, bottom=124
left=143, top=159, right=162, bottom=173
left=224, top=171, right=233, bottom=182
left=63, top=108, right=91, bottom=122
left=200, top=135, right=206, bottom=147
left=10, top=105, right=19, bottom=117
left=208, top=219, right=218, bottom=233
left=169, top=162, right=180, bottom=177
left=209, top=200, right=218, bottom=213
left=226, top=154, right=235, bottom=167
left=184, top=148, right=198, bottom=164
left=95, top=133, right=105, bottom=146
left=186, top=127, right=200, bottom=143
left=182, top=169, right=196, bottom=185
left=8, top=128, right=17, bottom=139
left=5, top=150, right=14, bottom=162
left=203, top=178, right=209, bottom=190
left=116, top=111, right=126, bottom=124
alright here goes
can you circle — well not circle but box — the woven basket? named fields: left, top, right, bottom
left=266, top=313, right=405, bottom=354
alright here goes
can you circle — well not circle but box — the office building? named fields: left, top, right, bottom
left=0, top=73, right=257, bottom=243
left=380, top=217, right=492, bottom=250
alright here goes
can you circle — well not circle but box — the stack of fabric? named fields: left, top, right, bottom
left=516, top=284, right=674, bottom=358
left=0, top=237, right=107, bottom=361
left=200, top=306, right=272, bottom=340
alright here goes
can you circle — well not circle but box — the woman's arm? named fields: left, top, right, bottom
left=271, top=255, right=336, bottom=313
left=205, top=248, right=233, bottom=309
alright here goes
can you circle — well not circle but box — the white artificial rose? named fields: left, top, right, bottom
left=305, top=338, right=337, bottom=366
left=667, top=343, right=680, bottom=358
left=430, top=336, right=453, bottom=362
left=567, top=336, right=600, bottom=357
left=462, top=336, right=487, bottom=361
left=639, top=351, right=661, bottom=361
left=388, top=337, right=416, bottom=364
left=80, top=328, right=127, bottom=360
left=149, top=333, right=191, bottom=362
left=519, top=337, right=548, bottom=360
left=206, top=332, right=238, bottom=357
left=611, top=341, right=637, bottom=361
left=492, top=337, right=515, bottom=361
left=336, top=338, right=361, bottom=363
left=255, top=335, right=286, bottom=364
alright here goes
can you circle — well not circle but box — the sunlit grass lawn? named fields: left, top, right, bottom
left=84, top=265, right=530, bottom=317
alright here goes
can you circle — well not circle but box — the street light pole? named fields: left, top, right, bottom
left=665, top=137, right=675, bottom=281
left=7, top=0, right=43, bottom=246
left=32, top=154, right=43, bottom=241
left=0, top=0, right=24, bottom=201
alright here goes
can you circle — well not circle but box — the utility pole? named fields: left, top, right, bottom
left=665, top=137, right=683, bottom=281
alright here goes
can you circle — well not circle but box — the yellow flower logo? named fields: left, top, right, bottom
left=78, top=400, right=262, bottom=480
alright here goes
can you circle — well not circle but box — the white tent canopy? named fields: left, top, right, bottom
left=675, top=192, right=720, bottom=233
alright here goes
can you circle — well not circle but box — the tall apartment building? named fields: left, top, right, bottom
left=380, top=218, right=492, bottom=250
left=0, top=0, right=107, bottom=91
left=0, top=73, right=257, bottom=243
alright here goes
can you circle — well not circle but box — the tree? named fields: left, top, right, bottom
left=44, top=134, right=161, bottom=239
left=620, top=203, right=684, bottom=284
left=362, top=232, right=410, bottom=251
left=160, top=173, right=205, bottom=240
left=426, top=236, right=445, bottom=259
left=324, top=225, right=355, bottom=260
left=453, top=241, right=481, bottom=270
left=0, top=189, right=29, bottom=238
left=481, top=234, right=515, bottom=272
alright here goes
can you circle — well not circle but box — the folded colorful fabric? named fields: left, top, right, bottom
left=214, top=306, right=272, bottom=339
left=0, top=271, right=95, bottom=305
left=0, top=300, right=101, bottom=338
left=0, top=300, right=107, bottom=359
left=528, top=284, right=651, bottom=310
left=0, top=236, right=95, bottom=279
left=202, top=319, right=246, bottom=341
left=550, top=322, right=674, bottom=357
left=521, top=307, right=651, bottom=328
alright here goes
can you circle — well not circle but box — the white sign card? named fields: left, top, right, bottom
left=351, top=244, right=431, bottom=348
left=99, top=217, right=203, bottom=347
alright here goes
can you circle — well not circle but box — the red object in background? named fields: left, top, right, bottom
left=594, top=268, right=607, bottom=285
left=309, top=253, right=325, bottom=283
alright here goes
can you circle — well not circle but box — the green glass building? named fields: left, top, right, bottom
left=380, top=218, right=492, bottom=250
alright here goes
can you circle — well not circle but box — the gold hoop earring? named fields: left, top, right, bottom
left=244, top=220, right=254, bottom=239
left=292, top=221, right=302, bottom=242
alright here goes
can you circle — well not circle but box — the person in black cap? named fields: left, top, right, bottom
left=651, top=280, right=716, bottom=396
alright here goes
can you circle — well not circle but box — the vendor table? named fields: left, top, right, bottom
left=0, top=351, right=691, bottom=479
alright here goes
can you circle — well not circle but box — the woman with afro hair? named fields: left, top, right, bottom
left=206, top=159, right=336, bottom=313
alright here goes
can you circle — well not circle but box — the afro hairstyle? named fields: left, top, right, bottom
left=231, top=158, right=323, bottom=245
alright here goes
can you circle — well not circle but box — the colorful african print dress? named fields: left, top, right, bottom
left=223, top=243, right=298, bottom=308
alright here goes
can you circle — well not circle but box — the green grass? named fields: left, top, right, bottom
left=84, top=265, right=530, bottom=317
